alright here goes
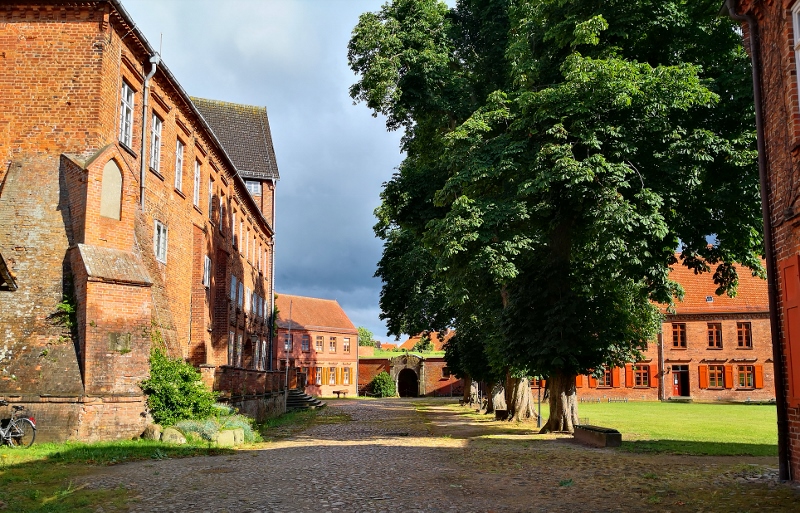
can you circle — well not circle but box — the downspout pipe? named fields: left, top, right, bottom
left=139, top=53, right=161, bottom=209
left=724, top=0, right=791, bottom=482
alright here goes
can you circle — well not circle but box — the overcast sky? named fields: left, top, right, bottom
left=123, top=0, right=416, bottom=341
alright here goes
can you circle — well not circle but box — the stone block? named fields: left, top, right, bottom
left=213, top=429, right=236, bottom=447
left=232, top=428, right=244, bottom=445
left=573, top=425, right=621, bottom=448
left=141, top=423, right=162, bottom=440
left=161, top=427, right=186, bottom=445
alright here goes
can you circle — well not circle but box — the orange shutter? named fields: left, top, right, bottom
left=624, top=364, right=633, bottom=387
left=541, top=379, right=547, bottom=389
left=324, top=367, right=329, bottom=385
left=649, top=365, right=658, bottom=388
left=781, top=255, right=800, bottom=406
left=611, top=367, right=620, bottom=388
left=755, top=365, right=764, bottom=389
left=588, top=376, right=598, bottom=388
left=575, top=375, right=583, bottom=388
left=698, top=365, right=709, bottom=389
left=724, top=365, right=734, bottom=389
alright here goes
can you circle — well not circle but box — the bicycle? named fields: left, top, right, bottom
left=0, top=400, right=36, bottom=448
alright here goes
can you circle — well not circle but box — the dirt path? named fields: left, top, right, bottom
left=84, top=399, right=799, bottom=512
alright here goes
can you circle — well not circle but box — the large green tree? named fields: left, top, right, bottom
left=350, top=0, right=761, bottom=431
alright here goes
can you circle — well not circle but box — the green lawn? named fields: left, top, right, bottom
left=561, top=401, right=778, bottom=456
left=365, top=349, right=446, bottom=358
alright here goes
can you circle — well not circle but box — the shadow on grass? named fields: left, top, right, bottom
left=0, top=440, right=234, bottom=512
left=620, top=439, right=778, bottom=457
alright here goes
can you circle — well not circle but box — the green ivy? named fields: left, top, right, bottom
left=140, top=349, right=218, bottom=426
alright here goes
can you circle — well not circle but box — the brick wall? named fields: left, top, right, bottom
left=357, top=357, right=464, bottom=397
left=277, top=327, right=359, bottom=397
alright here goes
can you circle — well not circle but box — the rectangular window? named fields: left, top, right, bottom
left=150, top=113, right=162, bottom=172
left=232, top=211, right=237, bottom=247
left=442, top=367, right=451, bottom=378
left=228, top=331, right=235, bottom=366
left=284, top=333, right=292, bottom=352
left=302, top=334, right=310, bottom=352
left=343, top=337, right=351, bottom=353
left=208, top=178, right=214, bottom=220
left=738, top=365, right=755, bottom=388
left=737, top=322, right=753, bottom=348
left=329, top=337, right=337, bottom=353
left=237, top=282, right=243, bottom=309
left=315, top=367, right=322, bottom=385
left=175, top=139, right=184, bottom=190
left=245, top=180, right=261, bottom=195
left=708, top=364, right=725, bottom=389
left=202, top=255, right=211, bottom=288
left=119, top=81, right=134, bottom=146
left=343, top=367, right=351, bottom=385
left=316, top=336, right=324, bottom=352
left=245, top=287, right=251, bottom=312
left=598, top=368, right=612, bottom=387
left=154, top=220, right=167, bottom=263
left=708, top=323, right=723, bottom=349
left=672, top=323, right=686, bottom=348
left=236, top=334, right=243, bottom=367
left=634, top=365, right=649, bottom=387
left=239, top=220, right=244, bottom=254
left=329, top=367, right=337, bottom=385
left=193, top=161, right=201, bottom=207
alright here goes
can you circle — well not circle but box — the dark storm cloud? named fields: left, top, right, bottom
left=123, top=0, right=404, bottom=340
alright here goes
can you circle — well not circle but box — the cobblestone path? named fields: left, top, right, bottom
left=85, top=399, right=799, bottom=513
left=87, top=400, right=497, bottom=513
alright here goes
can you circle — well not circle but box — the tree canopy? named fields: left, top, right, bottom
left=350, top=0, right=761, bottom=429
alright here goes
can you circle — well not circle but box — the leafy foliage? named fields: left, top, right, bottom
left=350, top=0, right=761, bottom=421
left=140, top=349, right=218, bottom=426
left=358, top=326, right=376, bottom=346
left=369, top=371, right=397, bottom=397
left=412, top=335, right=434, bottom=353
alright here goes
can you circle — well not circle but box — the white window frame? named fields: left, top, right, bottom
left=230, top=275, right=237, bottom=301
left=150, top=113, right=162, bottom=172
left=237, top=282, right=244, bottom=309
left=343, top=337, right=351, bottom=353
left=236, top=334, right=243, bottom=367
left=284, top=333, right=292, bottom=352
left=202, top=255, right=212, bottom=288
left=228, top=331, right=235, bottom=366
left=315, top=367, right=322, bottom=386
left=329, top=337, right=336, bottom=353
left=193, top=161, right=201, bottom=207
left=245, top=180, right=261, bottom=195
left=175, top=139, right=184, bottom=190
left=329, top=367, right=336, bottom=386
left=154, top=220, right=167, bottom=263
left=208, top=177, right=214, bottom=220
left=343, top=367, right=350, bottom=385
left=119, top=81, right=134, bottom=147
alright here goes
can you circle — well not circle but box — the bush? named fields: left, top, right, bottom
left=219, top=414, right=260, bottom=443
left=370, top=371, right=396, bottom=397
left=140, top=349, right=218, bottom=426
left=174, top=419, right=219, bottom=441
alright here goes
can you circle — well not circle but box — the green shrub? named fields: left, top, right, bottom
left=219, top=414, right=260, bottom=443
left=370, top=371, right=396, bottom=397
left=174, top=419, right=219, bottom=441
left=140, top=349, right=218, bottom=426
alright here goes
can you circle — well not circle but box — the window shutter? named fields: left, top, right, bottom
left=575, top=375, right=583, bottom=388
left=588, top=376, right=597, bottom=388
left=698, top=365, right=709, bottom=389
left=323, top=367, right=328, bottom=385
left=649, top=365, right=658, bottom=388
left=611, top=367, right=621, bottom=388
left=780, top=255, right=800, bottom=406
left=724, top=365, right=734, bottom=389
left=540, top=379, right=547, bottom=389
left=624, top=364, right=633, bottom=387
left=755, top=365, right=764, bottom=389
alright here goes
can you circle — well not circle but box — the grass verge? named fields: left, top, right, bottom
left=0, top=439, right=231, bottom=512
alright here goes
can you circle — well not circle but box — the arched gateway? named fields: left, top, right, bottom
left=390, top=354, right=423, bottom=397
left=397, top=368, right=418, bottom=397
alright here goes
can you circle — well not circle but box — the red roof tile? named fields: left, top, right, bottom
left=664, top=256, right=768, bottom=315
left=275, top=294, right=357, bottom=334
left=400, top=330, right=455, bottom=351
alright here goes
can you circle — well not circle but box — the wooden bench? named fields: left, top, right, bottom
left=333, top=390, right=348, bottom=398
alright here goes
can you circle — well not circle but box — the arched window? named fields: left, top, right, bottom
left=100, top=160, right=123, bottom=220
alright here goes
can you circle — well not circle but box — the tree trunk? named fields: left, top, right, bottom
left=505, top=374, right=537, bottom=422
left=462, top=375, right=472, bottom=404
left=491, top=382, right=506, bottom=414
left=540, top=370, right=579, bottom=433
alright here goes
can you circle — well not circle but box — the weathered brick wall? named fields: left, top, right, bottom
left=358, top=358, right=391, bottom=393
left=422, top=358, right=463, bottom=397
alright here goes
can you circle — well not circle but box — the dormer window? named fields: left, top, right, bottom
left=245, top=180, right=261, bottom=196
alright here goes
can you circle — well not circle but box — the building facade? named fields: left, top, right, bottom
left=0, top=0, right=282, bottom=441
left=274, top=294, right=358, bottom=397
left=726, top=0, right=800, bottom=483
left=359, top=355, right=464, bottom=398
left=576, top=258, right=774, bottom=402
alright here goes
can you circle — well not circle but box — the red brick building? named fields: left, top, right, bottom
left=275, top=294, right=359, bottom=397
left=359, top=355, right=463, bottom=398
left=577, top=259, right=774, bottom=402
left=725, top=0, right=800, bottom=483
left=0, top=0, right=284, bottom=441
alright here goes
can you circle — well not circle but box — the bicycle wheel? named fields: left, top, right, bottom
left=8, top=418, right=35, bottom=448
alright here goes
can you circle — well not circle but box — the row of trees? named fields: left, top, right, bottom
left=349, top=0, right=763, bottom=430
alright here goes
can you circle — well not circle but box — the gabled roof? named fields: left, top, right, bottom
left=191, top=97, right=279, bottom=181
left=275, top=294, right=357, bottom=334
left=400, top=330, right=454, bottom=351
left=665, top=256, right=768, bottom=315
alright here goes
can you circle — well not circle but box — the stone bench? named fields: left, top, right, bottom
left=573, top=425, right=622, bottom=448
left=333, top=390, right=348, bottom=399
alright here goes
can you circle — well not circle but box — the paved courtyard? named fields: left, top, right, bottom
left=85, top=399, right=798, bottom=512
